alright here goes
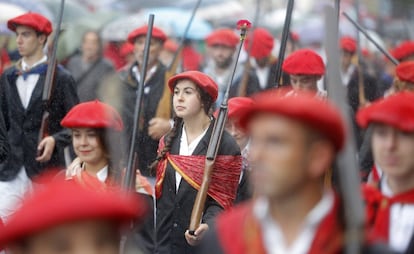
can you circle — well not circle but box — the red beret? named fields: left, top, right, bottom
left=290, top=31, right=300, bottom=42
left=206, top=28, right=239, bottom=48
left=391, top=41, right=414, bottom=61
left=213, top=97, right=254, bottom=119
left=282, top=49, right=325, bottom=76
left=7, top=12, right=52, bottom=36
left=168, top=71, right=218, bottom=102
left=395, top=61, right=414, bottom=84
left=61, top=100, right=124, bottom=131
left=239, top=89, right=345, bottom=151
left=356, top=91, right=414, bottom=132
left=245, top=28, right=274, bottom=59
left=0, top=180, right=147, bottom=248
left=120, top=42, right=134, bottom=57
left=127, top=25, right=167, bottom=44
left=340, top=36, right=357, bottom=53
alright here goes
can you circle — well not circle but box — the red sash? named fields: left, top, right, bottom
left=217, top=195, right=344, bottom=254
left=155, top=138, right=242, bottom=209
left=363, top=184, right=414, bottom=242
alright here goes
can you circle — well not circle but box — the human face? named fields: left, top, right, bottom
left=173, top=80, right=204, bottom=120
left=209, top=44, right=235, bottom=69
left=341, top=50, right=353, bottom=71
left=72, top=128, right=108, bottom=170
left=248, top=114, right=312, bottom=200
left=225, top=119, right=248, bottom=149
left=82, top=32, right=100, bottom=62
left=15, top=26, right=45, bottom=60
left=134, top=36, right=163, bottom=67
left=10, top=220, right=120, bottom=254
left=290, top=74, right=319, bottom=92
left=372, top=124, right=414, bottom=184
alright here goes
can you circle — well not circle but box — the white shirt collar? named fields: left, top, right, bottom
left=22, top=55, right=47, bottom=71
left=96, top=166, right=109, bottom=183
left=254, top=191, right=334, bottom=254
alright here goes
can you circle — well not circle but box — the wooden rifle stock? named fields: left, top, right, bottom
left=155, top=0, right=202, bottom=119
left=188, top=20, right=250, bottom=234
left=37, top=0, right=65, bottom=156
left=123, top=15, right=154, bottom=190
left=274, top=0, right=295, bottom=88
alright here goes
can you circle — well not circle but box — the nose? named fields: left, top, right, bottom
left=79, top=134, right=89, bottom=146
left=384, top=131, right=398, bottom=150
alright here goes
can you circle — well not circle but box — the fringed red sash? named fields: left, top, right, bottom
left=155, top=138, right=242, bottom=209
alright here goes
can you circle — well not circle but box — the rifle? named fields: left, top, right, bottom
left=237, top=0, right=261, bottom=97
left=324, top=6, right=365, bottom=254
left=354, top=0, right=367, bottom=107
left=123, top=14, right=154, bottom=190
left=274, top=0, right=295, bottom=88
left=343, top=12, right=399, bottom=66
left=188, top=19, right=251, bottom=235
left=37, top=0, right=65, bottom=157
left=155, top=0, right=202, bottom=119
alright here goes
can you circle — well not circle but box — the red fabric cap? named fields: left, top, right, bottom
left=168, top=71, right=218, bottom=102
left=396, top=61, right=414, bottom=83
left=213, top=97, right=254, bottom=119
left=340, top=36, right=357, bottom=53
left=120, top=42, right=134, bottom=57
left=282, top=48, right=325, bottom=76
left=206, top=28, right=239, bottom=48
left=127, top=25, right=167, bottom=44
left=7, top=12, right=52, bottom=35
left=0, top=180, right=147, bottom=248
left=61, top=100, right=124, bottom=131
left=391, top=41, right=414, bottom=61
left=245, top=28, right=274, bottom=59
left=163, top=39, right=179, bottom=52
left=290, top=31, right=300, bottom=42
left=356, top=91, right=414, bottom=131
left=239, top=89, right=345, bottom=151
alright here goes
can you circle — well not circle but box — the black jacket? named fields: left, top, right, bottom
left=155, top=121, right=241, bottom=254
left=0, top=65, right=79, bottom=181
left=118, top=62, right=167, bottom=176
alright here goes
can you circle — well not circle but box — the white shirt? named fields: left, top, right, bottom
left=254, top=191, right=334, bottom=254
left=16, top=56, right=47, bottom=109
left=175, top=126, right=208, bottom=191
left=381, top=178, right=414, bottom=252
left=255, top=66, right=270, bottom=90
left=132, top=65, right=157, bottom=95
left=340, top=64, right=356, bottom=87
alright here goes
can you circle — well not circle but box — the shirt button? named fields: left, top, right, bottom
left=173, top=223, right=178, bottom=228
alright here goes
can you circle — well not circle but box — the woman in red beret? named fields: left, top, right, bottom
left=151, top=71, right=242, bottom=253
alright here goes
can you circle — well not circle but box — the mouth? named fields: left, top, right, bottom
left=175, top=106, right=186, bottom=111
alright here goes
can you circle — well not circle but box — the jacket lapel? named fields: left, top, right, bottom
left=26, top=74, right=46, bottom=112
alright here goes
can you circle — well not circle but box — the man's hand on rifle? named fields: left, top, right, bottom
left=148, top=117, right=172, bottom=140
left=36, top=136, right=56, bottom=162
left=185, top=223, right=209, bottom=246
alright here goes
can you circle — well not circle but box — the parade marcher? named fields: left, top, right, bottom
left=357, top=91, right=414, bottom=253
left=339, top=36, right=380, bottom=112
left=0, top=12, right=79, bottom=222
left=282, top=48, right=327, bottom=97
left=243, top=27, right=278, bottom=93
left=221, top=97, right=253, bottom=203
left=60, top=100, right=155, bottom=253
left=201, top=89, right=349, bottom=253
left=112, top=25, right=172, bottom=177
left=203, top=28, right=259, bottom=105
left=119, top=41, right=135, bottom=70
left=66, top=30, right=115, bottom=102
left=152, top=71, right=242, bottom=253
left=0, top=178, right=148, bottom=254
left=385, top=60, right=414, bottom=95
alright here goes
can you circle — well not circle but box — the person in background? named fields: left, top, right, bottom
left=0, top=12, right=78, bottom=222
left=358, top=92, right=414, bottom=253
left=66, top=30, right=115, bottom=102
left=119, top=41, right=135, bottom=70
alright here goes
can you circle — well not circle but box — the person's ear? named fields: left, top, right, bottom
left=307, top=140, right=335, bottom=179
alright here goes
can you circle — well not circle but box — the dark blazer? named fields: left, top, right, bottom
left=155, top=120, right=241, bottom=254
left=119, top=62, right=167, bottom=176
left=0, top=65, right=79, bottom=181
